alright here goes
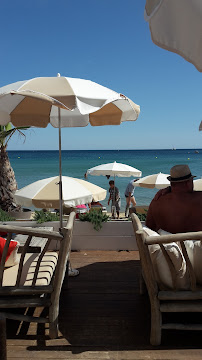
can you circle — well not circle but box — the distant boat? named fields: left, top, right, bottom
left=172, top=147, right=176, bottom=150
left=195, top=150, right=199, bottom=154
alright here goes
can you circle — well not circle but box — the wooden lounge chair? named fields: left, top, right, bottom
left=131, top=213, right=202, bottom=346
left=0, top=211, right=75, bottom=340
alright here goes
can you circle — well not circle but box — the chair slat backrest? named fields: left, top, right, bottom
left=0, top=224, right=64, bottom=291
left=16, top=235, right=33, bottom=286
left=32, top=238, right=52, bottom=287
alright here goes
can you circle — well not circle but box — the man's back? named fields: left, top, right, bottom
left=146, top=190, right=202, bottom=233
left=125, top=180, right=135, bottom=197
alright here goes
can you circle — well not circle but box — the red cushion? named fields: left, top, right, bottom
left=76, top=204, right=87, bottom=209
left=0, top=237, right=18, bottom=262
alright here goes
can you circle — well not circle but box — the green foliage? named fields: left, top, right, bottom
left=136, top=210, right=148, bottom=222
left=79, top=208, right=109, bottom=231
left=125, top=209, right=148, bottom=222
left=33, top=210, right=60, bottom=224
left=0, top=124, right=30, bottom=147
left=0, top=208, right=15, bottom=221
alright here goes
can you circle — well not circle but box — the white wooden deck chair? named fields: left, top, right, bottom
left=0, top=211, right=75, bottom=339
left=131, top=213, right=202, bottom=346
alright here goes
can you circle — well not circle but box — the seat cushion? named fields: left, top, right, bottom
left=184, top=240, right=202, bottom=285
left=143, top=226, right=189, bottom=290
left=3, top=252, right=58, bottom=286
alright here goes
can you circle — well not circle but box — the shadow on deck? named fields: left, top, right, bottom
left=5, top=251, right=202, bottom=359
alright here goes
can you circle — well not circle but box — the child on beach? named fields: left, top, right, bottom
left=108, top=180, right=121, bottom=219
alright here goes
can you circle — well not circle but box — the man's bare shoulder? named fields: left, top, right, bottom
left=191, top=191, right=202, bottom=203
left=153, top=186, right=171, bottom=201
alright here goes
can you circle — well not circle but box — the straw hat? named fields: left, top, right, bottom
left=167, top=164, right=195, bottom=182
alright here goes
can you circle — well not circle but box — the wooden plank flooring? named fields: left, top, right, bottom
left=5, top=250, right=202, bottom=359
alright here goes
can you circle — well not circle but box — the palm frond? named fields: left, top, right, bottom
left=0, top=125, right=30, bottom=146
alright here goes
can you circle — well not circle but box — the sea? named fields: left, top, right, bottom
left=8, top=149, right=202, bottom=212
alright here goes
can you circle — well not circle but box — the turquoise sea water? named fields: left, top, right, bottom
left=8, top=149, right=202, bottom=212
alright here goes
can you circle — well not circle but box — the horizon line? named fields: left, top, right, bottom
left=7, top=148, right=202, bottom=151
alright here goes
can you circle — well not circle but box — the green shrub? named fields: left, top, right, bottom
left=126, top=210, right=148, bottom=222
left=79, top=208, right=109, bottom=231
left=0, top=208, right=15, bottom=221
left=136, top=210, right=148, bottom=222
left=33, top=210, right=60, bottom=224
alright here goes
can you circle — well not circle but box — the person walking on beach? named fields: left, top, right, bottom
left=124, top=179, right=137, bottom=217
left=108, top=180, right=121, bottom=219
left=146, top=164, right=202, bottom=233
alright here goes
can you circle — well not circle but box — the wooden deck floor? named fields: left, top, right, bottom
left=5, top=250, right=202, bottom=359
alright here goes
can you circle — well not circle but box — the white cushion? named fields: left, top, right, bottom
left=3, top=252, right=58, bottom=286
left=143, top=226, right=159, bottom=237
left=142, top=226, right=189, bottom=289
left=158, top=229, right=171, bottom=236
left=184, top=240, right=202, bottom=285
left=5, top=240, right=20, bottom=268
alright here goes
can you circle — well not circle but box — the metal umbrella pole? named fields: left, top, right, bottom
left=58, top=107, right=63, bottom=229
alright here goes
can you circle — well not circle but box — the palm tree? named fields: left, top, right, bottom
left=0, top=124, right=28, bottom=212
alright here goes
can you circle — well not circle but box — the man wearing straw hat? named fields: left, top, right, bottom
left=146, top=164, right=202, bottom=233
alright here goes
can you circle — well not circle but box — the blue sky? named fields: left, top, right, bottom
left=1, top=0, right=202, bottom=150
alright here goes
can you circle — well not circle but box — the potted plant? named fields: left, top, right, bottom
left=0, top=208, right=15, bottom=221
left=79, top=208, right=109, bottom=231
left=33, top=210, right=60, bottom=224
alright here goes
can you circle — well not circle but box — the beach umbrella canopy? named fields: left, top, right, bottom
left=0, top=75, right=140, bottom=127
left=133, top=172, right=170, bottom=189
left=14, top=176, right=107, bottom=209
left=193, top=179, right=202, bottom=191
left=145, top=0, right=202, bottom=72
left=87, top=161, right=142, bottom=177
left=0, top=75, right=140, bottom=227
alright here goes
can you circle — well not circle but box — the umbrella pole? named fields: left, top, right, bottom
left=58, top=107, right=63, bottom=229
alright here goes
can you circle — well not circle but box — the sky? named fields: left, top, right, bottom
left=1, top=0, right=202, bottom=151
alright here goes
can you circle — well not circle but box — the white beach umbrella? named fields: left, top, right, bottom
left=87, top=162, right=142, bottom=213
left=0, top=75, right=140, bottom=227
left=145, top=0, right=202, bottom=72
left=14, top=176, right=107, bottom=209
left=193, top=179, right=202, bottom=191
left=133, top=172, right=170, bottom=189
left=0, top=76, right=140, bottom=127
left=87, top=161, right=142, bottom=178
